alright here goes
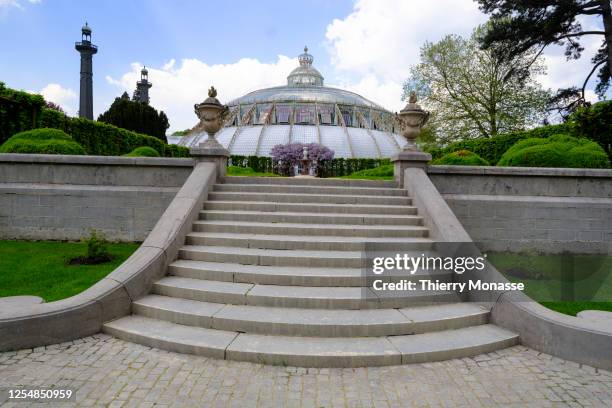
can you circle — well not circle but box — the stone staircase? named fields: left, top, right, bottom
left=104, top=176, right=518, bottom=367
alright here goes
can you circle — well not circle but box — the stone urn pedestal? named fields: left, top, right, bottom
left=391, top=150, right=432, bottom=187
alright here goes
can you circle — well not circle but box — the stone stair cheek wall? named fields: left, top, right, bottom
left=0, top=161, right=218, bottom=352
left=402, top=166, right=612, bottom=371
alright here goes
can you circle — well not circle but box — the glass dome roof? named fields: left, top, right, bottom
left=177, top=47, right=406, bottom=158
left=227, top=85, right=385, bottom=110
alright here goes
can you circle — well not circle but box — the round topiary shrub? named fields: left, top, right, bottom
left=5, top=128, right=72, bottom=142
left=431, top=150, right=490, bottom=166
left=497, top=134, right=610, bottom=169
left=0, top=128, right=86, bottom=155
left=122, top=146, right=160, bottom=157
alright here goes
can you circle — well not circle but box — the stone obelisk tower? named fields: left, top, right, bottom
left=133, top=66, right=153, bottom=104
left=75, top=22, right=98, bottom=119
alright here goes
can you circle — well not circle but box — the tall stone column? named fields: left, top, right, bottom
left=75, top=23, right=98, bottom=120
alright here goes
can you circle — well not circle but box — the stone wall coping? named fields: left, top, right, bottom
left=0, top=153, right=194, bottom=167
left=402, top=166, right=612, bottom=371
left=0, top=161, right=217, bottom=352
left=428, top=165, right=612, bottom=178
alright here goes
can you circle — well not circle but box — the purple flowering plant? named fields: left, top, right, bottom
left=270, top=143, right=334, bottom=176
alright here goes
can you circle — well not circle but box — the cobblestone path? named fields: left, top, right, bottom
left=1, top=334, right=610, bottom=407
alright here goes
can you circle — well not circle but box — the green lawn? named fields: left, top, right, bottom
left=487, top=252, right=612, bottom=316
left=339, top=164, right=393, bottom=180
left=227, top=166, right=279, bottom=177
left=0, top=240, right=139, bottom=302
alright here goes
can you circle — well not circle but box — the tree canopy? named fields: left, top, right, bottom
left=97, top=97, right=169, bottom=142
left=477, top=0, right=612, bottom=115
left=403, top=26, right=550, bottom=144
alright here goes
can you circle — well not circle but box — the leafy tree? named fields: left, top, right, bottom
left=403, top=26, right=551, bottom=144
left=477, top=0, right=612, bottom=116
left=97, top=97, right=169, bottom=142
left=171, top=129, right=192, bottom=136
left=44, top=101, right=65, bottom=114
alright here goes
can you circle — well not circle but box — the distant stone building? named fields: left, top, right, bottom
left=74, top=22, right=98, bottom=119
left=133, top=67, right=152, bottom=104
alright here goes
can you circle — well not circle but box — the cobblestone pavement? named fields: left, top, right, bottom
left=0, top=334, right=610, bottom=408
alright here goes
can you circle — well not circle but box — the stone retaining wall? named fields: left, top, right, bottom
left=1, top=155, right=611, bottom=253
left=428, top=166, right=612, bottom=254
left=0, top=154, right=193, bottom=241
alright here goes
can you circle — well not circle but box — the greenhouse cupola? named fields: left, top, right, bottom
left=287, top=46, right=324, bottom=87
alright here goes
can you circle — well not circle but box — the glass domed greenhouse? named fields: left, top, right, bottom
left=177, top=47, right=407, bottom=158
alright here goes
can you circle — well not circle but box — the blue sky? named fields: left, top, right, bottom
left=0, top=0, right=606, bottom=132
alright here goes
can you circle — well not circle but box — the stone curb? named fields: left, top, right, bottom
left=428, top=164, right=612, bottom=178
left=0, top=153, right=194, bottom=167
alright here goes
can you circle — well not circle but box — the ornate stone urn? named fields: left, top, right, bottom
left=395, top=91, right=429, bottom=151
left=390, top=92, right=432, bottom=186
left=194, top=86, right=229, bottom=149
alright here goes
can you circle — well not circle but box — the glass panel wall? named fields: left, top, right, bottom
left=239, top=104, right=254, bottom=125
left=317, top=104, right=335, bottom=125
left=275, top=104, right=293, bottom=124
left=256, top=104, right=272, bottom=125
left=356, top=107, right=371, bottom=128
left=295, top=104, right=316, bottom=124
left=339, top=105, right=353, bottom=127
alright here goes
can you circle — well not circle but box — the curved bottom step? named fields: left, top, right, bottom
left=103, top=316, right=519, bottom=368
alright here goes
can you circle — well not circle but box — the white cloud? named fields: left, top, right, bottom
left=324, top=0, right=485, bottom=111
left=537, top=34, right=605, bottom=104
left=325, top=0, right=607, bottom=113
left=106, top=0, right=608, bottom=134
left=106, top=56, right=296, bottom=133
left=0, top=0, right=40, bottom=11
left=39, top=83, right=77, bottom=116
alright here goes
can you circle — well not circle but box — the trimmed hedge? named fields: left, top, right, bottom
left=431, top=150, right=490, bottom=166
left=123, top=146, right=161, bottom=157
left=0, top=128, right=86, bottom=155
left=228, top=155, right=390, bottom=177
left=0, top=82, right=45, bottom=144
left=41, top=112, right=190, bottom=157
left=6, top=128, right=72, bottom=142
left=0, top=82, right=190, bottom=158
left=497, top=134, right=610, bottom=169
left=427, top=123, right=569, bottom=165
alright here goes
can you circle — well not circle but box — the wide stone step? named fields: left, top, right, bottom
left=229, top=324, right=518, bottom=367
left=222, top=176, right=397, bottom=188
left=178, top=245, right=437, bottom=268
left=208, top=191, right=412, bottom=206
left=185, top=232, right=433, bottom=251
left=103, top=316, right=518, bottom=367
left=193, top=220, right=429, bottom=238
left=133, top=295, right=490, bottom=337
left=199, top=210, right=423, bottom=226
left=152, top=277, right=458, bottom=309
left=203, top=201, right=418, bottom=215
left=214, top=183, right=407, bottom=197
left=178, top=245, right=363, bottom=268
left=103, top=316, right=237, bottom=360
left=168, top=260, right=453, bottom=287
